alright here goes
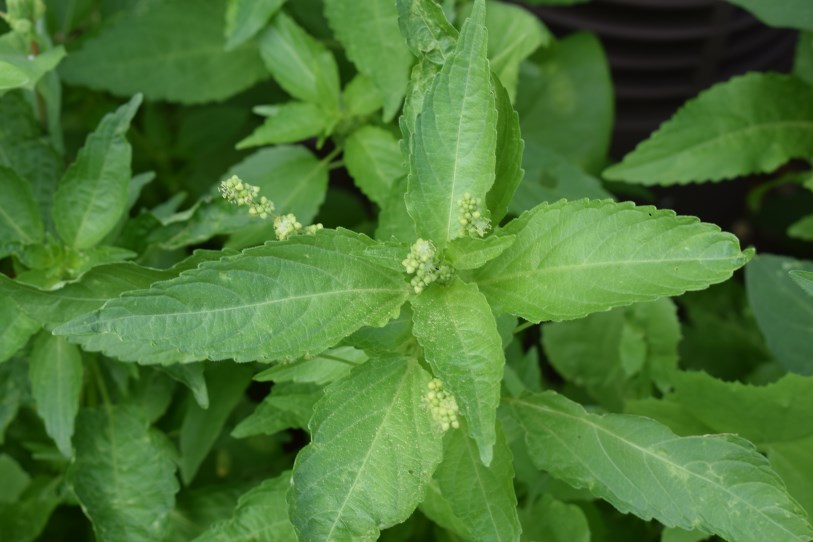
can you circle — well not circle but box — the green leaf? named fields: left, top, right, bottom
left=518, top=494, right=591, bottom=542
left=0, top=59, right=29, bottom=89
left=341, top=74, right=384, bottom=118
left=396, top=0, right=458, bottom=65
left=259, top=11, right=340, bottom=108
left=411, top=278, right=504, bottom=465
left=0, top=477, right=60, bottom=542
left=0, top=359, right=26, bottom=444
left=289, top=356, right=442, bottom=541
left=516, top=33, right=613, bottom=174
left=765, top=437, right=813, bottom=518
left=0, top=165, right=43, bottom=249
left=420, top=422, right=520, bottom=542
left=0, top=454, right=29, bottom=503
left=231, top=382, right=321, bottom=438
left=504, top=391, right=813, bottom=542
left=790, top=269, right=813, bottom=296
left=0, top=45, right=66, bottom=91
left=662, top=527, right=710, bottom=542
left=723, top=0, right=813, bottom=30
left=542, top=298, right=680, bottom=410
left=192, top=471, right=297, bottom=541
left=224, top=0, right=286, bottom=51
left=52, top=94, right=141, bottom=250
left=405, top=0, right=498, bottom=247
left=344, top=126, right=405, bottom=207
left=788, top=213, right=813, bottom=241
left=486, top=74, right=524, bottom=225
left=254, top=346, right=367, bottom=385
left=483, top=0, right=549, bottom=101
left=70, top=405, right=179, bottom=542
left=56, top=230, right=409, bottom=363
left=60, top=0, right=267, bottom=104
left=236, top=101, right=329, bottom=149
left=162, top=363, right=210, bottom=409
left=0, top=300, right=39, bottom=363
left=28, top=333, right=83, bottom=457
left=444, top=235, right=516, bottom=271
left=604, top=73, right=813, bottom=185
left=795, top=32, right=813, bottom=87
left=180, top=363, right=253, bottom=484
left=746, top=254, right=813, bottom=375
left=475, top=199, right=752, bottom=322
left=325, top=0, right=412, bottom=120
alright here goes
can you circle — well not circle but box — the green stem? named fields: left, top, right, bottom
left=318, top=353, right=362, bottom=366
left=513, top=320, right=536, bottom=334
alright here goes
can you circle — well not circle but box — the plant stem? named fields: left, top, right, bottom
left=513, top=320, right=536, bottom=334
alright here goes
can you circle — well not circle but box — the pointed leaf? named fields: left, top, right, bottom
left=236, top=102, right=328, bottom=149
left=254, top=346, right=367, bottom=385
left=344, top=126, right=405, bottom=207
left=411, top=278, right=504, bottom=464
left=325, top=0, right=412, bottom=120
left=790, top=269, right=813, bottom=297
left=0, top=300, right=39, bottom=363
left=746, top=254, right=813, bottom=375
left=0, top=165, right=43, bottom=249
left=60, top=0, right=267, bottom=104
left=225, top=0, right=286, bottom=51
left=475, top=199, right=752, bottom=322
left=52, top=95, right=141, bottom=249
left=29, top=333, right=83, bottom=457
left=406, top=0, right=498, bottom=247
left=604, top=73, right=813, bottom=185
left=289, top=357, right=442, bottom=541
left=70, top=405, right=179, bottom=542
left=518, top=495, right=590, bottom=542
left=486, top=75, right=524, bottom=225
left=259, top=11, right=340, bottom=108
left=231, top=382, right=321, bottom=438
left=504, top=391, right=813, bottom=542
left=444, top=235, right=516, bottom=271
left=56, top=230, right=409, bottom=363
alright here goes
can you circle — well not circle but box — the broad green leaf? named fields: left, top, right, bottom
left=746, top=254, right=813, bottom=375
left=344, top=126, right=405, bottom=207
left=343, top=303, right=416, bottom=354
left=487, top=74, right=524, bottom=225
left=396, top=0, right=458, bottom=64
left=723, top=0, right=813, bottom=30
left=224, top=0, right=286, bottom=51
left=56, top=230, right=409, bottom=363
left=0, top=165, right=43, bottom=249
left=765, top=436, right=813, bottom=518
left=791, top=269, right=813, bottom=296
left=0, top=39, right=65, bottom=92
left=254, top=346, right=367, bottom=385
left=475, top=199, right=752, bottom=322
left=789, top=213, right=813, bottom=241
left=70, top=405, right=179, bottom=542
left=405, top=0, right=498, bottom=247
left=0, top=59, right=28, bottom=89
left=28, top=333, right=83, bottom=457
left=376, top=177, right=417, bottom=242
left=236, top=101, right=329, bottom=149
left=180, top=364, right=253, bottom=484
left=162, top=363, right=210, bottom=409
left=259, top=11, right=340, bottom=108
left=518, top=495, right=590, bottom=542
left=796, top=32, right=813, bottom=87
left=604, top=73, right=813, bottom=185
left=542, top=298, right=680, bottom=410
left=400, top=57, right=441, bottom=148
left=192, top=471, right=297, bottom=541
left=0, top=454, right=28, bottom=502
left=444, top=235, right=516, bottom=271
left=516, top=33, right=613, bottom=174
left=60, top=0, right=267, bottom=103
left=662, top=527, right=710, bottom=542
left=231, top=382, right=321, bottom=438
left=52, top=94, right=141, bottom=250
left=0, top=359, right=26, bottom=444
left=325, top=0, right=412, bottom=120
left=341, top=74, right=384, bottom=118
left=420, top=422, right=520, bottom=542
left=483, top=0, right=549, bottom=101
left=0, top=300, right=39, bottom=363
left=504, top=391, right=813, bottom=542
left=411, top=278, right=504, bottom=465
left=289, top=357, right=442, bottom=541
left=163, top=485, right=248, bottom=542
left=0, top=477, right=60, bottom=542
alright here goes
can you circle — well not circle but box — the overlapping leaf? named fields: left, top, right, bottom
left=224, top=0, right=286, bottom=50
left=344, top=126, right=404, bottom=207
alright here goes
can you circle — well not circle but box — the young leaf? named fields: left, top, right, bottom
left=420, top=422, right=521, bottom=542
left=28, top=333, right=83, bottom=457
left=289, top=356, right=442, bottom=541
left=405, top=0, right=498, bottom=247
left=254, top=346, right=367, bottom=385
left=604, top=73, right=813, bottom=185
left=518, top=494, right=591, bottom=542
left=259, top=11, right=340, bottom=109
left=723, top=0, right=813, bottom=30
left=70, top=405, right=179, bottom=542
left=0, top=165, right=43, bottom=249
left=396, top=0, right=458, bottom=64
left=0, top=300, right=39, bottom=363
left=60, top=0, right=267, bottom=104
left=236, top=102, right=329, bottom=149
left=444, top=235, right=516, bottom=271
left=486, top=74, right=524, bottom=225
left=0, top=45, right=66, bottom=92
left=344, top=125, right=405, bottom=207
left=52, top=94, right=141, bottom=250
left=324, top=0, right=412, bottom=120
left=474, top=199, right=752, bottom=322
left=0, top=60, right=28, bottom=89
left=746, top=254, right=813, bottom=375
left=224, top=0, right=286, bottom=51
left=180, top=364, right=253, bottom=484
left=192, top=471, right=297, bottom=541
left=56, top=230, right=409, bottom=363
left=788, top=214, right=813, bottom=241
left=231, top=382, right=321, bottom=438
left=411, top=278, right=504, bottom=465
left=504, top=391, right=813, bottom=542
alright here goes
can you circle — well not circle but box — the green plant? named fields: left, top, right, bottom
left=1, top=0, right=812, bottom=541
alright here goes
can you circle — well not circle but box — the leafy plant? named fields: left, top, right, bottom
left=1, top=0, right=812, bottom=541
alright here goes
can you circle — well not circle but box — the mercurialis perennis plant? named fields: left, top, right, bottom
left=1, top=0, right=813, bottom=541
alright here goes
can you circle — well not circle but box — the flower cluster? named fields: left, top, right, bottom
left=424, top=379, right=460, bottom=432
left=402, top=239, right=452, bottom=294
left=458, top=192, right=490, bottom=237
left=219, top=175, right=323, bottom=241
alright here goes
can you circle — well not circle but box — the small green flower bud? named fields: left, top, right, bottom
left=423, top=378, right=460, bottom=432
left=457, top=193, right=490, bottom=238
